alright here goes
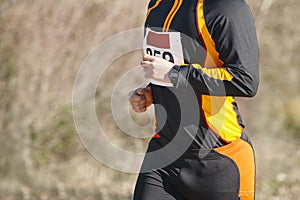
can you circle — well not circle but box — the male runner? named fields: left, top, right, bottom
left=129, top=0, right=259, bottom=199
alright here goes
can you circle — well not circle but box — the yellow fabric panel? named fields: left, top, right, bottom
left=201, top=95, right=243, bottom=142
left=192, top=64, right=233, bottom=81
left=163, top=0, right=183, bottom=32
left=153, top=112, right=157, bottom=132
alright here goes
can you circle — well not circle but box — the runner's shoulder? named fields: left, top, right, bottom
left=204, top=0, right=252, bottom=18
left=204, top=0, right=254, bottom=33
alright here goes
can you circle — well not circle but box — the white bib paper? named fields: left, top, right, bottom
left=143, top=28, right=184, bottom=87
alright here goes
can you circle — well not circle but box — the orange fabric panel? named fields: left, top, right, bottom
left=196, top=0, right=223, bottom=68
left=214, top=139, right=255, bottom=200
left=195, top=0, right=234, bottom=81
left=196, top=0, right=243, bottom=142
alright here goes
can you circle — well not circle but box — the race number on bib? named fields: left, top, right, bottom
left=143, top=28, right=184, bottom=87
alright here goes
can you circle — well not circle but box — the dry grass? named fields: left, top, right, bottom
left=0, top=0, right=299, bottom=199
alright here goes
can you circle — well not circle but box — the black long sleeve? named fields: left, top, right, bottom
left=170, top=0, right=259, bottom=97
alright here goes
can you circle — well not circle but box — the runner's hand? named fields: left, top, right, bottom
left=141, top=55, right=174, bottom=84
left=129, top=86, right=153, bottom=113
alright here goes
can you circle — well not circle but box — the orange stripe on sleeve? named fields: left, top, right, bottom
left=147, top=0, right=162, bottom=17
left=163, top=0, right=183, bottom=32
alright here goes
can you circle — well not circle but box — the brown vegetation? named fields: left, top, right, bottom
left=0, top=0, right=299, bottom=199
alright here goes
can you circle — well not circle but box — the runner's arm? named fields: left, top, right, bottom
left=169, top=0, right=259, bottom=97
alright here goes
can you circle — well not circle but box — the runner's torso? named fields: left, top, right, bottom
left=144, top=0, right=259, bottom=148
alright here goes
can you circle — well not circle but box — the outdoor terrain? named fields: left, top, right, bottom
left=0, top=0, right=299, bottom=199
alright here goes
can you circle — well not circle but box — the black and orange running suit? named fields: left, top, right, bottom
left=134, top=0, right=259, bottom=200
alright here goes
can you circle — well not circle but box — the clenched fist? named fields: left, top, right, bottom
left=129, top=86, right=153, bottom=113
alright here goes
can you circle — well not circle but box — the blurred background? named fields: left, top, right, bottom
left=0, top=0, right=299, bottom=199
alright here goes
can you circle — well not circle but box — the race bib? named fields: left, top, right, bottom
left=143, top=28, right=184, bottom=87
